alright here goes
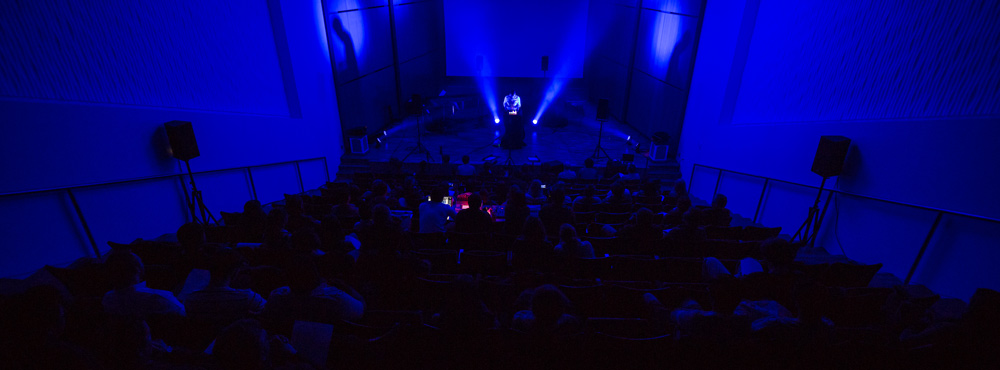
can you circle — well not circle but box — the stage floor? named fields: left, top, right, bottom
left=362, top=101, right=648, bottom=168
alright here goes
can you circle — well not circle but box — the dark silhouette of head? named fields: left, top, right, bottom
left=682, top=208, right=701, bottom=227
left=584, top=158, right=594, bottom=168
left=673, top=180, right=688, bottom=197
left=291, top=230, right=321, bottom=254
left=462, top=155, right=470, bottom=164
left=635, top=208, right=654, bottom=227
left=559, top=224, right=579, bottom=245
left=332, top=187, right=351, bottom=205
left=508, top=186, right=526, bottom=207
left=468, top=193, right=483, bottom=210
left=105, top=251, right=145, bottom=289
left=286, top=255, right=321, bottom=295
left=372, top=203, right=392, bottom=225
left=372, top=180, right=389, bottom=197
left=431, top=184, right=448, bottom=203
left=549, top=188, right=566, bottom=206
left=213, top=319, right=269, bottom=370
left=522, top=216, right=547, bottom=241
left=285, top=195, right=304, bottom=216
left=611, top=181, right=626, bottom=197
left=532, top=285, right=570, bottom=325
left=267, top=208, right=288, bottom=230
left=761, top=237, right=797, bottom=272
left=177, top=222, right=206, bottom=249
left=712, top=194, right=728, bottom=209
left=207, top=247, right=245, bottom=283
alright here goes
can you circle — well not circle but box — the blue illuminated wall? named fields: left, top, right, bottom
left=325, top=0, right=446, bottom=137
left=680, top=0, right=1000, bottom=300
left=443, top=0, right=589, bottom=78
left=0, top=0, right=342, bottom=277
left=584, top=0, right=704, bottom=156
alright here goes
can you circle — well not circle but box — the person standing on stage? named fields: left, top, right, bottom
left=504, top=90, right=521, bottom=113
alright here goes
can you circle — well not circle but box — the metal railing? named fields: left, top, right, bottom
left=0, top=157, right=330, bottom=258
left=690, top=163, right=1000, bottom=284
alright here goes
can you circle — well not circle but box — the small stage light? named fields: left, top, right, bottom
left=532, top=119, right=538, bottom=125
left=494, top=117, right=500, bottom=124
left=627, top=136, right=631, bottom=141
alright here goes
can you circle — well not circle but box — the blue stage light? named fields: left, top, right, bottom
left=532, top=119, right=538, bottom=125
left=494, top=117, right=500, bottom=124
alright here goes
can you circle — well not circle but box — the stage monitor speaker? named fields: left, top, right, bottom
left=164, top=121, right=199, bottom=161
left=541, top=160, right=564, bottom=174
left=596, top=99, right=609, bottom=120
left=541, top=56, right=549, bottom=72
left=811, top=136, right=851, bottom=178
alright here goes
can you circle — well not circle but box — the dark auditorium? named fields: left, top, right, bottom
left=2, top=0, right=1000, bottom=369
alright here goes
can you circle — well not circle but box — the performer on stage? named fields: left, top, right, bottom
left=500, top=90, right=526, bottom=149
left=503, top=90, right=521, bottom=114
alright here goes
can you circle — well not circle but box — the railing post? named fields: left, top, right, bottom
left=688, top=164, right=698, bottom=195
left=905, top=212, right=944, bottom=285
left=246, top=167, right=258, bottom=201
left=295, top=162, right=305, bottom=194
left=323, top=157, right=331, bottom=183
left=712, top=169, right=723, bottom=201
left=752, top=178, right=769, bottom=224
left=66, top=189, right=101, bottom=258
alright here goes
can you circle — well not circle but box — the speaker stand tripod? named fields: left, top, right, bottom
left=502, top=147, right=516, bottom=168
left=590, top=119, right=610, bottom=160
left=401, top=113, right=434, bottom=163
left=183, top=160, right=218, bottom=225
left=792, top=176, right=830, bottom=247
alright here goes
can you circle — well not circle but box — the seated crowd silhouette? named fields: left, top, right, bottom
left=1, top=170, right=998, bottom=370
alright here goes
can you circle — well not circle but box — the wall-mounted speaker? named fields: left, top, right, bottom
left=541, top=56, right=549, bottom=72
left=596, top=99, right=609, bottom=120
left=164, top=121, right=199, bottom=161
left=811, top=135, right=851, bottom=178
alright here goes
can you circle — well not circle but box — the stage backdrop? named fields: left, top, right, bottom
left=444, top=0, right=588, bottom=78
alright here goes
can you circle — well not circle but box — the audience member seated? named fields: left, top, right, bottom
left=362, top=180, right=391, bottom=214
left=635, top=180, right=663, bottom=204
left=213, top=319, right=306, bottom=370
left=604, top=180, right=633, bottom=207
left=238, top=200, right=268, bottom=242
left=418, top=184, right=456, bottom=233
left=265, top=255, right=364, bottom=324
left=576, top=158, right=599, bottom=180
left=177, top=221, right=209, bottom=270
left=502, top=186, right=531, bottom=235
left=430, top=275, right=498, bottom=333
left=619, top=164, right=640, bottom=180
left=457, top=155, right=476, bottom=176
left=662, top=276, right=752, bottom=343
left=263, top=208, right=291, bottom=250
left=102, top=251, right=186, bottom=317
left=512, top=285, right=580, bottom=335
left=572, top=185, right=603, bottom=212
left=539, top=189, right=575, bottom=238
left=284, top=195, right=319, bottom=233
left=319, top=215, right=358, bottom=256
left=665, top=209, right=707, bottom=244
left=184, top=248, right=266, bottom=328
left=330, top=187, right=360, bottom=219
left=670, top=180, right=688, bottom=198
left=511, top=217, right=554, bottom=271
left=701, top=194, right=733, bottom=227
left=393, top=176, right=424, bottom=210
left=454, top=193, right=493, bottom=234
left=663, top=195, right=693, bottom=225
left=704, top=237, right=802, bottom=309
left=554, top=224, right=595, bottom=259
left=355, top=204, right=408, bottom=256
left=616, top=208, right=664, bottom=241
left=526, top=180, right=547, bottom=205
left=104, top=318, right=177, bottom=370
left=557, top=165, right=577, bottom=180
left=1, top=286, right=100, bottom=370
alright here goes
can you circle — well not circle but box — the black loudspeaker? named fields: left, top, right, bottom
left=164, top=121, right=199, bottom=161
left=541, top=56, right=549, bottom=72
left=596, top=99, right=609, bottom=120
left=811, top=136, right=851, bottom=178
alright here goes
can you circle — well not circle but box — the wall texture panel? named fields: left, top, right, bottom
left=731, top=0, right=1000, bottom=124
left=0, top=0, right=291, bottom=116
